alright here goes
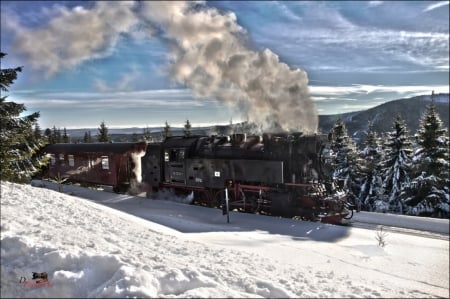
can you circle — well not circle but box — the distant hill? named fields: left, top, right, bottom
left=64, top=93, right=449, bottom=144
left=318, top=93, right=449, bottom=144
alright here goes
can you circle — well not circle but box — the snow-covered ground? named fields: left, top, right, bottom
left=1, top=180, right=449, bottom=298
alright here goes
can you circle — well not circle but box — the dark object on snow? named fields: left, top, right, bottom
left=32, top=272, right=48, bottom=280
left=19, top=272, right=53, bottom=287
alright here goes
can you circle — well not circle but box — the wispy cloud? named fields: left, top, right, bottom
left=423, top=1, right=449, bottom=12
left=265, top=24, right=449, bottom=73
left=310, top=84, right=449, bottom=96
left=368, top=1, right=384, bottom=7
left=94, top=66, right=142, bottom=92
left=10, top=84, right=448, bottom=117
left=253, top=2, right=449, bottom=73
left=271, top=1, right=302, bottom=22
left=310, top=83, right=449, bottom=114
left=8, top=89, right=211, bottom=109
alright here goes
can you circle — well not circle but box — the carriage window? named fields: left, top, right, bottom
left=49, top=154, right=56, bottom=165
left=101, top=156, right=109, bottom=170
left=59, top=154, right=65, bottom=166
left=68, top=155, right=75, bottom=167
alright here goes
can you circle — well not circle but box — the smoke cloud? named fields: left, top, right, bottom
left=139, top=1, right=317, bottom=133
left=8, top=1, right=318, bottom=133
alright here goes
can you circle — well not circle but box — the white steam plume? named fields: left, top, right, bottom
left=8, top=1, right=318, bottom=133
left=139, top=1, right=317, bottom=133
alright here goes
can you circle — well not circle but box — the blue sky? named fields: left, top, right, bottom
left=1, top=1, right=449, bottom=130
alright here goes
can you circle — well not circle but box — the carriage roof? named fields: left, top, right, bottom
left=42, top=142, right=147, bottom=154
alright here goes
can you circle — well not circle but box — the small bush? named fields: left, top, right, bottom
left=375, top=226, right=388, bottom=247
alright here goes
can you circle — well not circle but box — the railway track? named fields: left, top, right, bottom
left=348, top=220, right=450, bottom=241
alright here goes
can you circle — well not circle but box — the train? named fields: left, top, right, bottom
left=40, top=132, right=354, bottom=224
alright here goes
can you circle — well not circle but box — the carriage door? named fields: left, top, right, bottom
left=164, top=148, right=186, bottom=184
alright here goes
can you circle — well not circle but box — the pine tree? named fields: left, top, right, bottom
left=51, top=126, right=62, bottom=143
left=0, top=52, right=46, bottom=183
left=329, top=117, right=361, bottom=206
left=163, top=121, right=172, bottom=140
left=184, top=119, right=192, bottom=137
left=400, top=96, right=449, bottom=217
left=97, top=121, right=110, bottom=142
left=381, top=114, right=412, bottom=214
left=83, top=131, right=93, bottom=143
left=62, top=127, right=70, bottom=143
left=44, top=128, right=52, bottom=143
left=358, top=122, right=385, bottom=212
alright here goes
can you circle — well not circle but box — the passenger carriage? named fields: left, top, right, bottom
left=41, top=142, right=147, bottom=193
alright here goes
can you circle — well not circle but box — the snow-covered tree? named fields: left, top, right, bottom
left=401, top=97, right=449, bottom=217
left=33, top=123, right=42, bottom=141
left=381, top=114, right=412, bottom=214
left=0, top=52, right=46, bottom=183
left=329, top=117, right=361, bottom=206
left=97, top=121, right=110, bottom=142
left=358, top=122, right=385, bottom=212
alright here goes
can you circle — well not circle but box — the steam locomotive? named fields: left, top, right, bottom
left=41, top=133, right=353, bottom=224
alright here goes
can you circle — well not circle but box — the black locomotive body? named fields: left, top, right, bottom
left=141, top=133, right=352, bottom=223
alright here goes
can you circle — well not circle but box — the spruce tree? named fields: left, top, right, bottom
left=358, top=122, right=385, bottom=212
left=44, top=128, right=52, bottom=144
left=184, top=119, right=192, bottom=137
left=62, top=127, right=70, bottom=143
left=0, top=52, right=46, bottom=183
left=381, top=114, right=412, bottom=214
left=329, top=117, right=361, bottom=207
left=51, top=126, right=62, bottom=143
left=83, top=131, right=92, bottom=143
left=401, top=97, right=449, bottom=217
left=97, top=121, right=110, bottom=142
left=163, top=121, right=172, bottom=140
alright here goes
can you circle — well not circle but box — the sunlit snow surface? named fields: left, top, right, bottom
left=1, top=180, right=449, bottom=298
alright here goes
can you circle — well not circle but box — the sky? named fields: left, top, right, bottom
left=1, top=1, right=449, bottom=130
left=1, top=180, right=449, bottom=298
